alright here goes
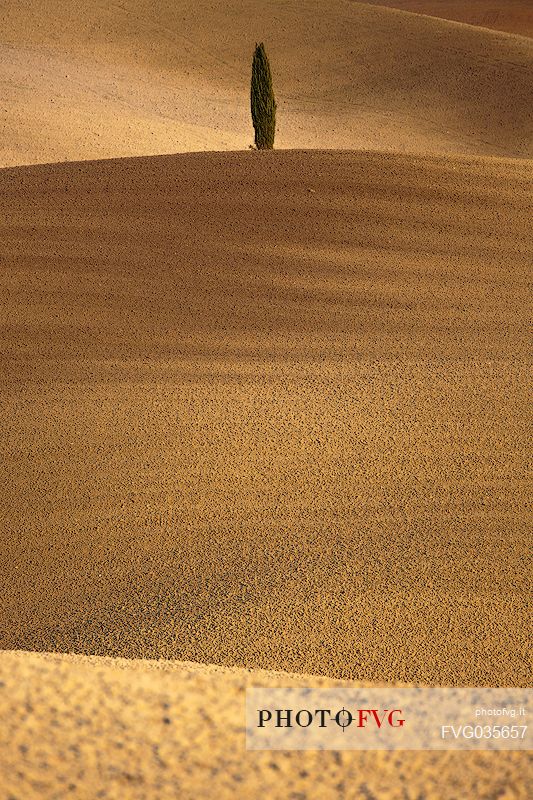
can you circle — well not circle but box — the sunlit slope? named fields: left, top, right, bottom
left=1, top=0, right=532, bottom=165
left=0, top=651, right=529, bottom=800
left=0, top=150, right=530, bottom=685
left=364, top=1, right=533, bottom=39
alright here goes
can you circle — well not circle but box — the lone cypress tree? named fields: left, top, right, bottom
left=251, top=42, right=276, bottom=149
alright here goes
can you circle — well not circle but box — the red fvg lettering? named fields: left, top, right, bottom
left=357, top=709, right=404, bottom=728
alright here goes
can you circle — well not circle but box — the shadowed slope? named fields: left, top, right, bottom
left=1, top=0, right=532, bottom=165
left=364, top=1, right=533, bottom=39
left=0, top=150, right=530, bottom=685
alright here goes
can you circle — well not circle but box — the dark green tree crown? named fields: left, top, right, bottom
left=251, top=42, right=276, bottom=149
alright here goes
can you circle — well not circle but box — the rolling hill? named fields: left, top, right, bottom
left=1, top=0, right=532, bottom=165
left=365, top=1, right=533, bottom=39
left=1, top=149, right=530, bottom=686
left=1, top=3, right=531, bottom=797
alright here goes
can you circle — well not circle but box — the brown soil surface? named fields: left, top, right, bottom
left=2, top=5, right=532, bottom=792
left=1, top=149, right=530, bottom=687
left=1, top=1, right=532, bottom=166
left=364, top=1, right=533, bottom=39
left=0, top=650, right=530, bottom=800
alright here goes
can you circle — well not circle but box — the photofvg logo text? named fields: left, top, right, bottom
left=258, top=706, right=405, bottom=732
left=246, top=688, right=531, bottom=751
